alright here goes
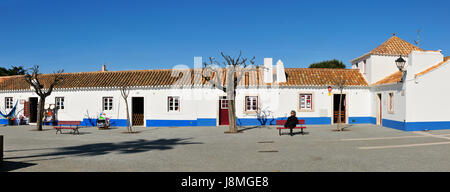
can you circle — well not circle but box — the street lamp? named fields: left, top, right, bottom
left=395, top=56, right=406, bottom=71
left=395, top=55, right=407, bottom=83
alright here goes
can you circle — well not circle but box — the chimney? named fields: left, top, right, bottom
left=264, top=58, right=273, bottom=83
left=276, top=59, right=286, bottom=83
left=101, top=63, right=107, bottom=72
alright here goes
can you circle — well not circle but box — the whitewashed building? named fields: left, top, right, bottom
left=352, top=35, right=450, bottom=131
left=1, top=35, right=449, bottom=131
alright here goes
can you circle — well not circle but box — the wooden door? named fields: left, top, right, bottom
left=333, top=94, right=346, bottom=124
left=377, top=94, right=382, bottom=126
left=29, top=97, right=38, bottom=123
left=219, top=97, right=229, bottom=125
left=132, top=97, right=144, bottom=126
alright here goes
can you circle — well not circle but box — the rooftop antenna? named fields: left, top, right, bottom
left=414, top=29, right=421, bottom=48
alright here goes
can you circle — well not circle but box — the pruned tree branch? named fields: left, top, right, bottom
left=23, top=65, right=64, bottom=131
left=201, top=51, right=259, bottom=133
left=120, top=85, right=132, bottom=133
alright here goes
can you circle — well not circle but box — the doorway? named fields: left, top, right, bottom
left=132, top=97, right=144, bottom=126
left=376, top=93, right=382, bottom=125
left=219, top=96, right=229, bottom=125
left=29, top=97, right=38, bottom=123
left=333, top=94, right=346, bottom=124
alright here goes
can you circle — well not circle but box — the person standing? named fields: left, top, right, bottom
left=284, top=110, right=298, bottom=136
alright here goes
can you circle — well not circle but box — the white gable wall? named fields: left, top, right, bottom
left=406, top=51, right=444, bottom=81
left=369, top=55, right=407, bottom=85
left=405, top=60, right=450, bottom=122
left=352, top=56, right=371, bottom=83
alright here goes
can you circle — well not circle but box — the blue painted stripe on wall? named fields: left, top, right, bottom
left=300, top=117, right=332, bottom=125
left=382, top=119, right=450, bottom=131
left=349, top=117, right=376, bottom=124
left=382, top=119, right=406, bottom=130
left=237, top=117, right=331, bottom=126
left=236, top=118, right=273, bottom=126
left=405, top=121, right=450, bottom=131
left=146, top=117, right=331, bottom=127
left=80, top=118, right=97, bottom=126
left=0, top=119, right=8, bottom=124
left=147, top=119, right=198, bottom=127
left=196, top=118, right=216, bottom=126
left=81, top=118, right=128, bottom=127
left=109, top=119, right=128, bottom=127
left=80, top=118, right=214, bottom=127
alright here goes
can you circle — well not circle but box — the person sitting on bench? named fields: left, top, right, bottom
left=284, top=110, right=298, bottom=136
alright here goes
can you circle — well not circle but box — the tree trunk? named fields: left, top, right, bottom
left=227, top=98, right=238, bottom=133
left=337, top=91, right=343, bottom=131
left=224, top=67, right=238, bottom=133
left=37, top=96, right=46, bottom=131
left=124, top=99, right=132, bottom=133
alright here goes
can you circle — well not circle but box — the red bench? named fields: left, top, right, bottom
left=54, top=121, right=81, bottom=135
left=276, top=120, right=306, bottom=136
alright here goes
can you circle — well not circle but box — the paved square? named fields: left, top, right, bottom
left=2, top=124, right=450, bottom=172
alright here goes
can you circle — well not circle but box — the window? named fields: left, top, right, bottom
left=5, top=97, right=13, bottom=109
left=103, top=97, right=113, bottom=111
left=168, top=96, right=180, bottom=112
left=220, top=97, right=228, bottom=109
left=388, top=93, right=394, bottom=113
left=245, top=96, right=258, bottom=112
left=55, top=97, right=65, bottom=110
left=299, top=94, right=313, bottom=111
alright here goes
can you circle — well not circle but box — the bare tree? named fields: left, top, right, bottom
left=335, top=78, right=347, bottom=131
left=24, top=66, right=63, bottom=131
left=120, top=86, right=132, bottom=133
left=256, top=106, right=274, bottom=128
left=202, top=52, right=258, bottom=133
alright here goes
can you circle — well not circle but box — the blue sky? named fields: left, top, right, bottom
left=1, top=0, right=449, bottom=73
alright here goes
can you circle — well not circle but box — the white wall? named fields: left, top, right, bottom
left=352, top=56, right=371, bottom=83
left=406, top=51, right=444, bottom=81
left=353, top=54, right=409, bottom=85
left=405, top=59, right=450, bottom=122
left=371, top=84, right=406, bottom=122
left=370, top=55, right=407, bottom=85
left=235, top=86, right=372, bottom=122
left=347, top=88, right=372, bottom=118
left=0, top=85, right=372, bottom=125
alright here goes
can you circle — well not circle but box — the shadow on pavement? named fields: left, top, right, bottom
left=0, top=161, right=37, bottom=172
left=4, top=138, right=202, bottom=161
left=239, top=126, right=270, bottom=132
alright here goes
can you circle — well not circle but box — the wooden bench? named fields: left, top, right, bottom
left=54, top=121, right=81, bottom=134
left=276, top=120, right=306, bottom=136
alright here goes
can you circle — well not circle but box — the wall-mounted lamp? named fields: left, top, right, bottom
left=395, top=56, right=407, bottom=83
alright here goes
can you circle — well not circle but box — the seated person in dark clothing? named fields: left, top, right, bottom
left=284, top=110, right=298, bottom=136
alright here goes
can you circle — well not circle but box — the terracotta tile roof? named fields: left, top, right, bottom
left=371, top=70, right=402, bottom=86
left=370, top=35, right=424, bottom=56
left=0, top=77, right=9, bottom=84
left=0, top=68, right=368, bottom=91
left=415, top=56, right=450, bottom=78
left=281, top=68, right=368, bottom=87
